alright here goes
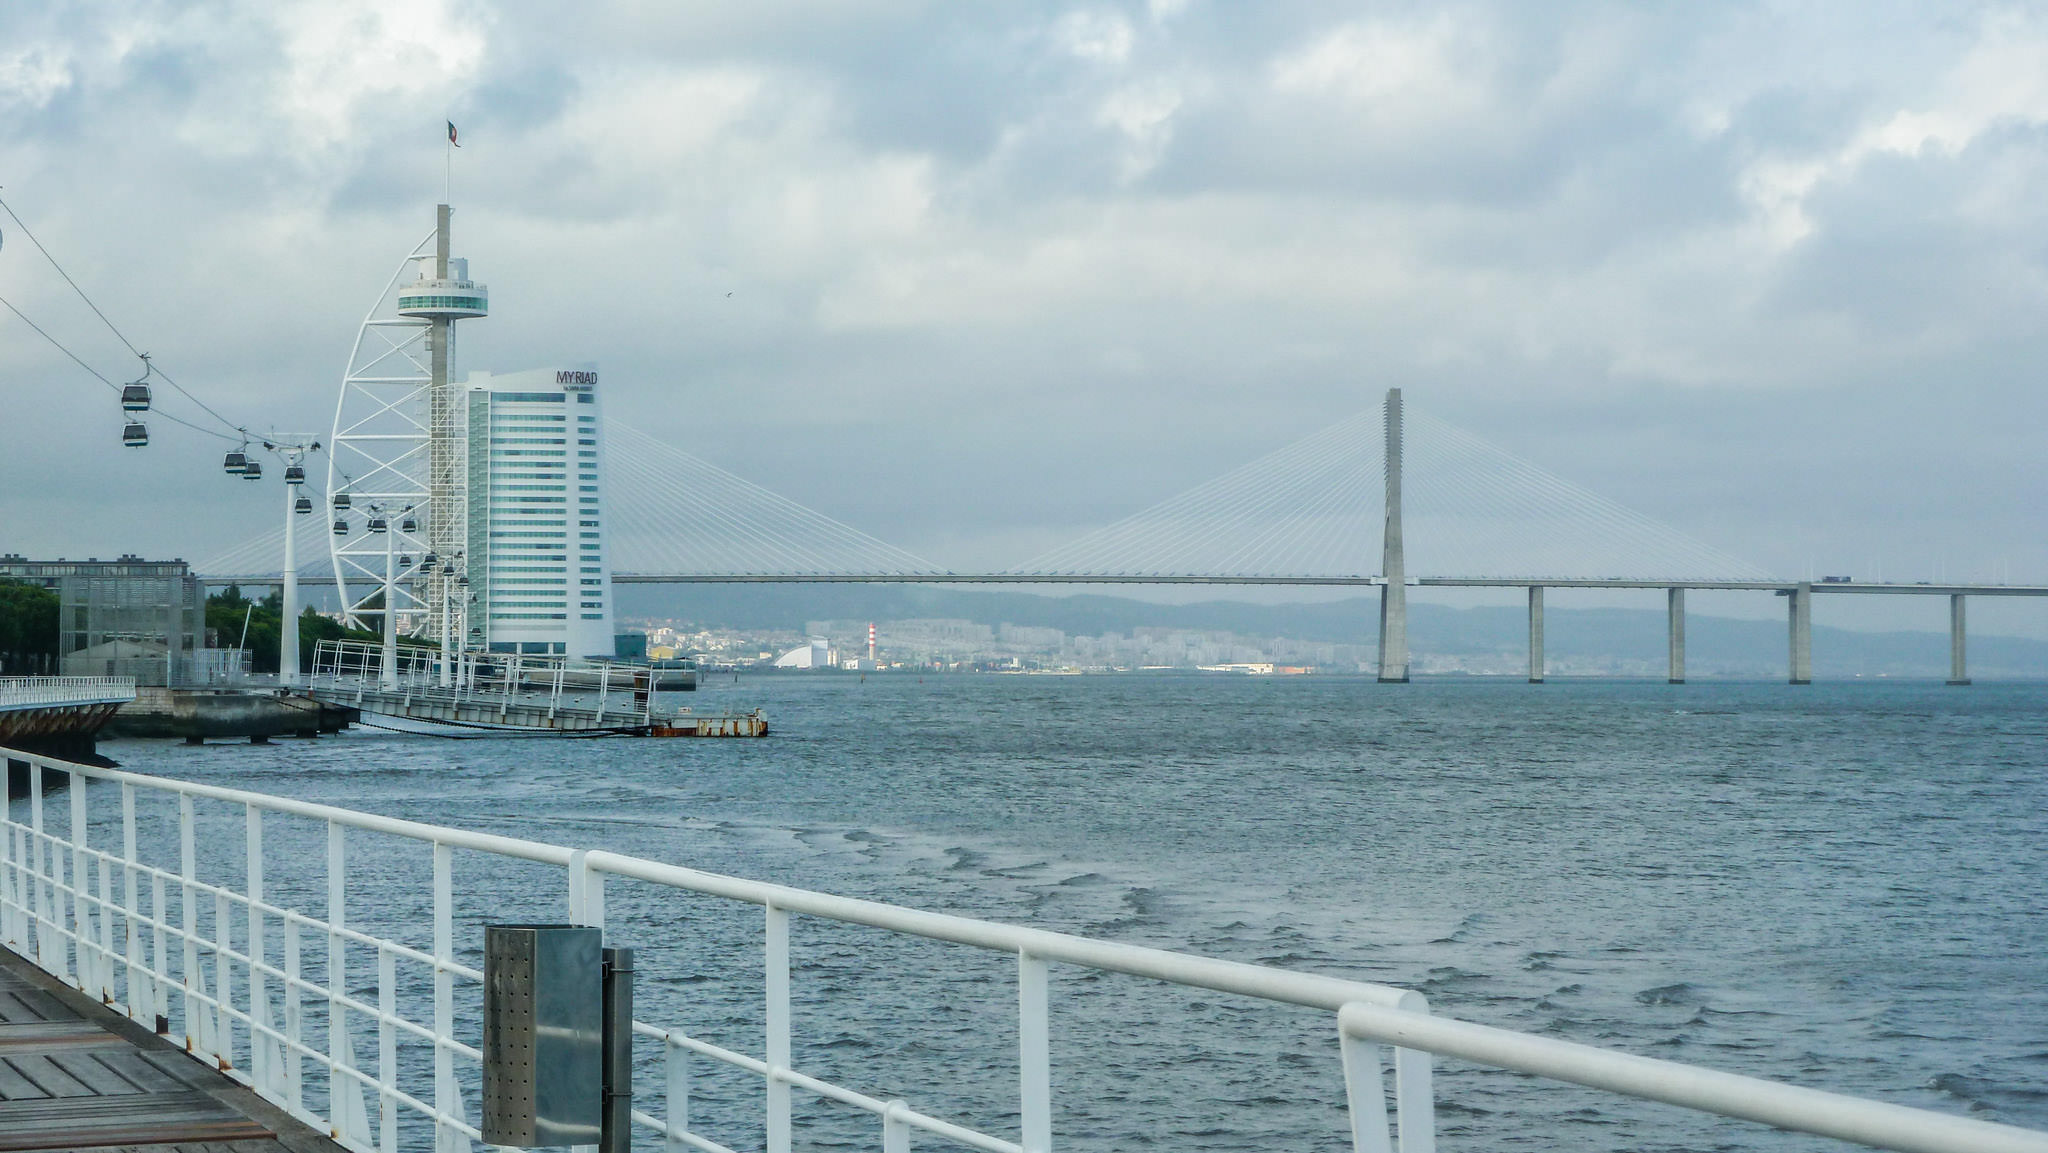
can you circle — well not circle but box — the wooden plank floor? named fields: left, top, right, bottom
left=0, top=945, right=343, bottom=1153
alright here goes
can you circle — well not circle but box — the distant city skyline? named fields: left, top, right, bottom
left=3, top=3, right=2044, bottom=637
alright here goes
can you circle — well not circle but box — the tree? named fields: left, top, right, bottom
left=0, top=579, right=59, bottom=674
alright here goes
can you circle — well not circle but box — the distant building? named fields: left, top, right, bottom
left=0, top=554, right=188, bottom=590
left=464, top=367, right=615, bottom=659
left=41, top=560, right=207, bottom=687
left=773, top=639, right=832, bottom=669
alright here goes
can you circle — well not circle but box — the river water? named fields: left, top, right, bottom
left=81, top=676, right=2048, bottom=1150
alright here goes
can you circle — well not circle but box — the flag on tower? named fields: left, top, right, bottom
left=447, top=121, right=460, bottom=147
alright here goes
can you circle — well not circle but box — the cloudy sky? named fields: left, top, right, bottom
left=3, top=2, right=2045, bottom=632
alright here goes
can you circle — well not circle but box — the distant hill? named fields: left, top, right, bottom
left=614, top=584, right=2048, bottom=679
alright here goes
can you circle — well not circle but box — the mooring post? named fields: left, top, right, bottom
left=1948, top=593, right=1969, bottom=686
left=1527, top=586, right=1545, bottom=683
left=1788, top=582, right=1812, bottom=685
left=1667, top=587, right=1685, bottom=684
left=1377, top=387, right=1410, bottom=683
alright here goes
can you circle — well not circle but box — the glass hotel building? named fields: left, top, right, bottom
left=464, top=366, right=615, bottom=658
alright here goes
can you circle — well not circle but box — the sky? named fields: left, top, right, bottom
left=3, top=1, right=2045, bottom=635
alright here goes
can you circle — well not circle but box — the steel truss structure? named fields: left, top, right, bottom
left=325, top=228, right=468, bottom=652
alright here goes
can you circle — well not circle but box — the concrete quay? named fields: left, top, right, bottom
left=103, top=689, right=357, bottom=743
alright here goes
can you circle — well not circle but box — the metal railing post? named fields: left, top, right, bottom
left=379, top=943, right=399, bottom=1153
left=121, top=783, right=144, bottom=1022
left=1019, top=951, right=1051, bottom=1153
left=766, top=903, right=791, bottom=1153
left=884, top=1098, right=912, bottom=1153
left=1, top=813, right=16, bottom=947
left=665, top=1034, right=690, bottom=1153
left=30, top=765, right=50, bottom=973
left=150, top=869, right=168, bottom=1031
left=433, top=841, right=455, bottom=1153
left=285, top=918, right=304, bottom=1112
left=1395, top=1044, right=1436, bottom=1153
left=247, top=803, right=268, bottom=1090
left=180, top=793, right=200, bottom=1052
left=601, top=947, right=634, bottom=1153
left=1340, top=1024, right=1395, bottom=1153
left=328, top=817, right=369, bottom=1145
left=97, top=852, right=115, bottom=1002
left=69, top=771, right=90, bottom=990
left=215, top=883, right=234, bottom=1066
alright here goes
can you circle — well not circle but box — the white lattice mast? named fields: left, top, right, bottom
left=327, top=203, right=487, bottom=674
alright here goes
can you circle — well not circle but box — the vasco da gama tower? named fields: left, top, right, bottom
left=328, top=203, right=615, bottom=663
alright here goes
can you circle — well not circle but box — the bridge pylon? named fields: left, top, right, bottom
left=1377, top=387, right=1409, bottom=683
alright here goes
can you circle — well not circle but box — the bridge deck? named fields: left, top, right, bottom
left=0, top=946, right=340, bottom=1153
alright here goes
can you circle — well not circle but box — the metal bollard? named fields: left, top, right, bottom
left=601, top=946, right=634, bottom=1153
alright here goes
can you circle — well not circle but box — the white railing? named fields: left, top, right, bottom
left=0, top=675, right=137, bottom=709
left=309, top=638, right=659, bottom=726
left=1, top=746, right=2043, bottom=1153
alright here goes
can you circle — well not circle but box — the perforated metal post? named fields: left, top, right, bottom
left=483, top=924, right=604, bottom=1147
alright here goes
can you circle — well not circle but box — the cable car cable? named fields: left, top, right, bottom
left=0, top=193, right=312, bottom=450
left=0, top=289, right=238, bottom=442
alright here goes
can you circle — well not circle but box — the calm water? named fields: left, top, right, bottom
left=78, top=676, right=2048, bottom=1150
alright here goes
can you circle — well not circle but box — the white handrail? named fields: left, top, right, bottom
left=3, top=746, right=2042, bottom=1153
left=0, top=676, right=137, bottom=709
left=1339, top=1002, right=2048, bottom=1153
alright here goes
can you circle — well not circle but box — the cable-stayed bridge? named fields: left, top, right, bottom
left=200, top=390, right=2045, bottom=685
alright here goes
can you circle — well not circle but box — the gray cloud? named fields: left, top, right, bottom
left=1, top=0, right=2044, bottom=635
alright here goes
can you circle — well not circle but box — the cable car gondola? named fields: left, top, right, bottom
left=122, top=422, right=149, bottom=447
left=121, top=383, right=151, bottom=413
left=284, top=464, right=306, bottom=484
left=240, top=460, right=263, bottom=480
left=294, top=495, right=314, bottom=514
left=332, top=492, right=351, bottom=510
left=421, top=552, right=438, bottom=571
left=223, top=450, right=247, bottom=475
left=332, top=519, right=350, bottom=536
left=399, top=554, right=413, bottom=567
left=400, top=517, right=418, bottom=534
left=367, top=516, right=388, bottom=533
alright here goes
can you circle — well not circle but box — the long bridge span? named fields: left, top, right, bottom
left=198, top=390, right=2044, bottom=685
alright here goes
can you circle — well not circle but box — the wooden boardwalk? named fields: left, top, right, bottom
left=0, top=946, right=342, bottom=1153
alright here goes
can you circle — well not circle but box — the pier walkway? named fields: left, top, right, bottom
left=0, top=943, right=338, bottom=1153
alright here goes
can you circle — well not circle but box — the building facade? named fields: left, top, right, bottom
left=55, top=565, right=206, bottom=687
left=464, top=366, right=615, bottom=658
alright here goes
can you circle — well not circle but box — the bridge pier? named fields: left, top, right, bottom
left=1527, top=586, right=1544, bottom=683
left=1948, top=594, right=1969, bottom=685
left=1788, top=582, right=1812, bottom=684
left=1667, top=587, right=1685, bottom=684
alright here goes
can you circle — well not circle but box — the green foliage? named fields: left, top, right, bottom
left=0, top=579, right=60, bottom=672
left=206, top=586, right=379, bottom=673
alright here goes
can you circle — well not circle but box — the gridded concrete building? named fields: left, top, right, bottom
left=463, top=366, right=615, bottom=659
